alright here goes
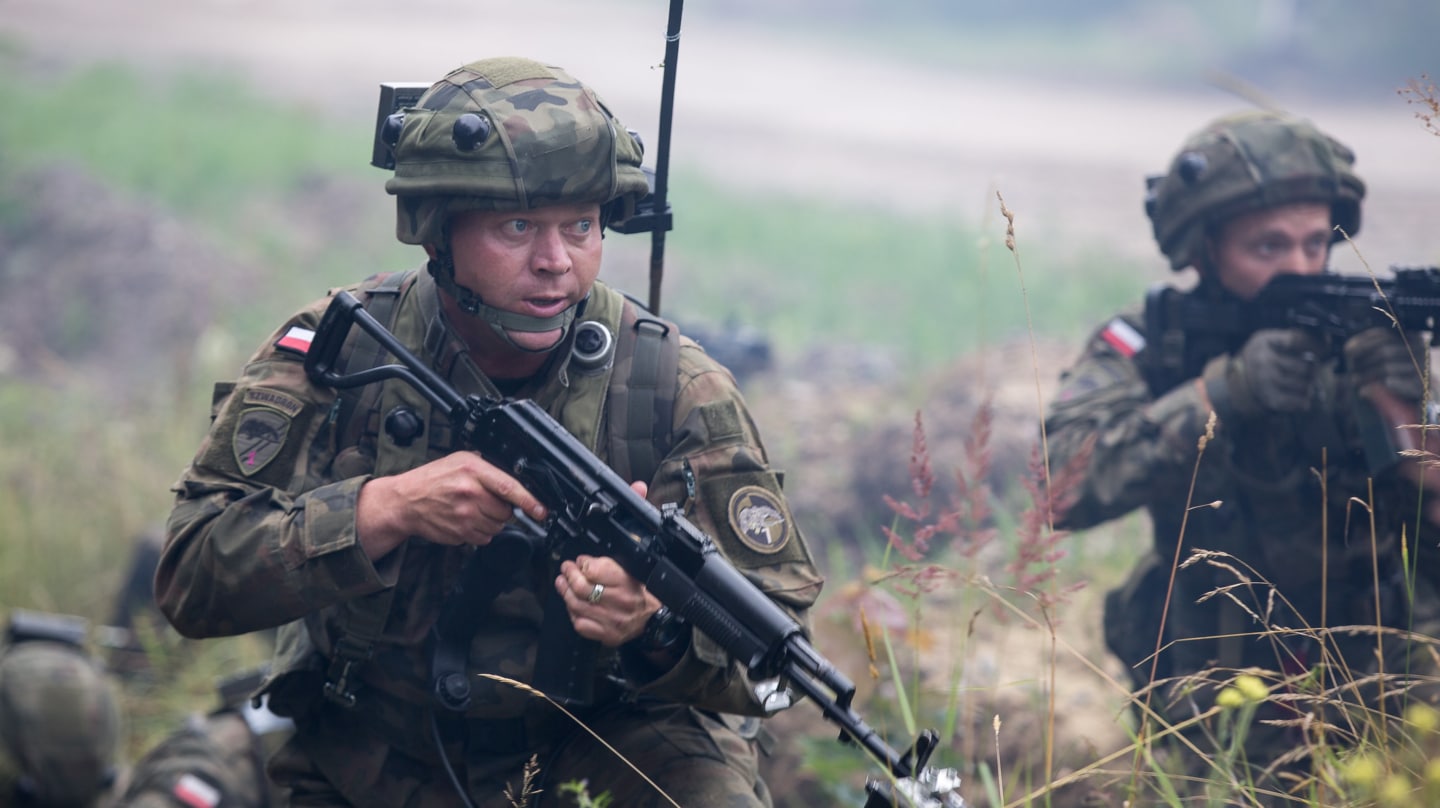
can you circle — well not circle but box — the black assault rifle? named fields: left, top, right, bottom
left=304, top=290, right=965, bottom=808
left=1144, top=266, right=1440, bottom=390
left=1144, top=266, right=1440, bottom=475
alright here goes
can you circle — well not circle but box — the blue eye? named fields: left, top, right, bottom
left=507, top=219, right=530, bottom=234
left=575, top=219, right=593, bottom=234
left=1253, top=239, right=1282, bottom=258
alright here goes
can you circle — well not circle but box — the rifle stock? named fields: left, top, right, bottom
left=305, top=290, right=965, bottom=807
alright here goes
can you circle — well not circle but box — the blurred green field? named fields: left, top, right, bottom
left=0, top=49, right=1142, bottom=364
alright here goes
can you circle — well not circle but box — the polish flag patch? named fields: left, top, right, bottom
left=275, top=326, right=315, bottom=355
left=1100, top=318, right=1145, bottom=358
left=171, top=773, right=221, bottom=808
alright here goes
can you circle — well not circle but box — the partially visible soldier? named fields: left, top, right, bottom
left=679, top=318, right=773, bottom=386
left=0, top=610, right=124, bottom=808
left=114, top=667, right=293, bottom=808
left=103, top=527, right=168, bottom=677
left=1043, top=111, right=1440, bottom=792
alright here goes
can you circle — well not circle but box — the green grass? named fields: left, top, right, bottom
left=642, top=176, right=1143, bottom=371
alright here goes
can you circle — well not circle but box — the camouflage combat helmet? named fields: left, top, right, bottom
left=381, top=56, right=650, bottom=346
left=385, top=56, right=649, bottom=245
left=0, top=640, right=122, bottom=807
left=1145, top=110, right=1366, bottom=271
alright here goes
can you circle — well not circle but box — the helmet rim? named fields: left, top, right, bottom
left=1146, top=110, right=1366, bottom=271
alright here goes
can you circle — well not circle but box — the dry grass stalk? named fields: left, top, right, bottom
left=1399, top=73, right=1440, bottom=137
left=477, top=674, right=682, bottom=808
left=503, top=754, right=543, bottom=808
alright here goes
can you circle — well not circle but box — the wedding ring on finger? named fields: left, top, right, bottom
left=587, top=582, right=605, bottom=604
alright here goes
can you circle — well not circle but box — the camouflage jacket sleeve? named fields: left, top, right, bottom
left=157, top=296, right=393, bottom=639
left=628, top=339, right=825, bottom=714
left=1042, top=308, right=1217, bottom=530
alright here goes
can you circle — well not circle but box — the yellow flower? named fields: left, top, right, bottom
left=1234, top=673, right=1269, bottom=703
left=1424, top=757, right=1440, bottom=789
left=1378, top=772, right=1412, bottom=806
left=1215, top=674, right=1268, bottom=710
left=1344, top=753, right=1383, bottom=788
left=1216, top=687, right=1245, bottom=710
left=1406, top=702, right=1440, bottom=734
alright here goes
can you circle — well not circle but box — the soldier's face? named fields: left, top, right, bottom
left=441, top=203, right=604, bottom=353
left=1208, top=202, right=1332, bottom=300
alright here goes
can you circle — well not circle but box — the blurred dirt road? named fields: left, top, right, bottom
left=4, top=0, right=1437, bottom=271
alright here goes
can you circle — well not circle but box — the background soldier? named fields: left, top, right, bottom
left=0, top=610, right=124, bottom=808
left=1043, top=110, right=1440, bottom=791
left=156, top=57, right=821, bottom=807
left=115, top=667, right=292, bottom=808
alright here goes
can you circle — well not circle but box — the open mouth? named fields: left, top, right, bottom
left=523, top=296, right=570, bottom=317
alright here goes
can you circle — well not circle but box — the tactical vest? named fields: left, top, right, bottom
left=289, top=269, right=682, bottom=712
left=332, top=270, right=679, bottom=483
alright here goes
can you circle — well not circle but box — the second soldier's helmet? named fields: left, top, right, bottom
left=384, top=56, right=651, bottom=247
left=1144, top=110, right=1366, bottom=271
left=0, top=615, right=123, bottom=807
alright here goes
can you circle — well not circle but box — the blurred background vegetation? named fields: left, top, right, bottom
left=0, top=0, right=1436, bottom=801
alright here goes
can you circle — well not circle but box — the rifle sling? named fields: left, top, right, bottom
left=322, top=271, right=413, bottom=709
left=609, top=309, right=679, bottom=485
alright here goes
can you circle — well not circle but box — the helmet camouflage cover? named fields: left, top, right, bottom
left=386, top=56, right=651, bottom=245
left=1145, top=110, right=1366, bottom=271
left=0, top=641, right=122, bottom=807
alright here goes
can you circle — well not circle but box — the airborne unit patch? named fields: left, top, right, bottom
left=727, top=485, right=791, bottom=554
left=242, top=388, right=304, bottom=417
left=233, top=408, right=291, bottom=476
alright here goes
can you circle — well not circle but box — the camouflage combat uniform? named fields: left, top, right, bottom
left=1043, top=110, right=1440, bottom=792
left=115, top=667, right=292, bottom=808
left=157, top=267, right=822, bottom=807
left=115, top=709, right=289, bottom=808
left=1044, top=292, right=1440, bottom=773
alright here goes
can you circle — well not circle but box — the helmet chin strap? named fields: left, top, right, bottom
left=427, top=251, right=585, bottom=354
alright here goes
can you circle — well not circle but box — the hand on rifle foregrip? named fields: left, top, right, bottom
left=1203, top=328, right=1325, bottom=418
left=1344, top=327, right=1428, bottom=404
left=1344, top=327, right=1440, bottom=523
left=556, top=554, right=657, bottom=647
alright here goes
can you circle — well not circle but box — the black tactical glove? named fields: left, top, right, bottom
left=1343, top=326, right=1428, bottom=404
left=1202, top=328, right=1326, bottom=419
